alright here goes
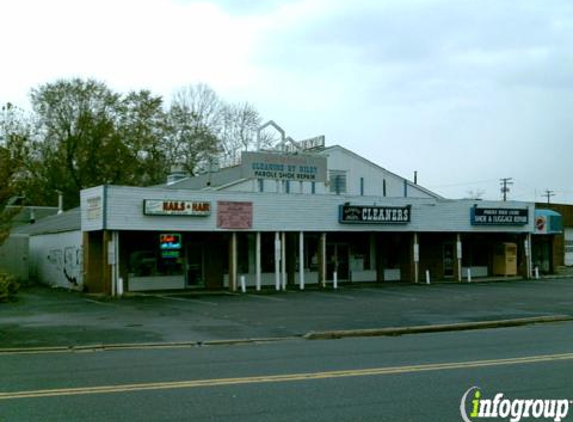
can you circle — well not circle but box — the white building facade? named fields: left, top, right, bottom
left=76, top=144, right=536, bottom=295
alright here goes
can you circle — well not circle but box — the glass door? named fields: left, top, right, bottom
left=443, top=242, right=455, bottom=278
left=327, top=243, right=350, bottom=281
left=186, top=243, right=204, bottom=287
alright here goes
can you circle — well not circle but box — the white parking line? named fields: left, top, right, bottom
left=308, top=291, right=356, bottom=300
left=246, top=294, right=287, bottom=302
left=84, top=299, right=117, bottom=306
left=360, top=288, right=414, bottom=298
left=154, top=295, right=218, bottom=306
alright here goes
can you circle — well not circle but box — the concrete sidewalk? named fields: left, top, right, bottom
left=1, top=277, right=573, bottom=349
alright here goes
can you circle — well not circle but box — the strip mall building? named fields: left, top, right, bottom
left=12, top=134, right=563, bottom=294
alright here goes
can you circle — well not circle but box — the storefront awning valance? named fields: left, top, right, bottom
left=534, top=209, right=563, bottom=234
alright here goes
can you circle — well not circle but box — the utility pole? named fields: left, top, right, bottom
left=543, top=190, right=555, bottom=204
left=500, top=177, right=513, bottom=201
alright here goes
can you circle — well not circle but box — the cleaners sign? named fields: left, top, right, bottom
left=339, top=205, right=411, bottom=224
left=471, top=207, right=529, bottom=226
left=241, top=151, right=327, bottom=182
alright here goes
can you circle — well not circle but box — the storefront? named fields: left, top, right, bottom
left=531, top=209, right=564, bottom=274
left=79, top=183, right=536, bottom=295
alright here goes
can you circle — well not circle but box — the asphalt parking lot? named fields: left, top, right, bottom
left=1, top=278, right=573, bottom=349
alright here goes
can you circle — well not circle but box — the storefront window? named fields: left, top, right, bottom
left=129, top=250, right=184, bottom=277
left=350, top=235, right=371, bottom=270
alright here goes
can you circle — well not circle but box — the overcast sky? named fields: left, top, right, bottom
left=2, top=0, right=572, bottom=203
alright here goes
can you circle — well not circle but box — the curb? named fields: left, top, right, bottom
left=303, top=315, right=573, bottom=340
left=2, top=316, right=571, bottom=354
left=0, top=337, right=303, bottom=355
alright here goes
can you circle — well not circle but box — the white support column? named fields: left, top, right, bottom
left=321, top=232, right=327, bottom=288
left=299, top=231, right=305, bottom=290
left=413, top=233, right=419, bottom=284
left=281, top=232, right=287, bottom=290
left=456, top=233, right=462, bottom=283
left=108, top=231, right=120, bottom=297
left=274, top=232, right=281, bottom=290
left=115, top=231, right=120, bottom=297
left=231, top=232, right=238, bottom=292
left=256, top=232, right=262, bottom=291
left=525, top=233, right=532, bottom=279
left=113, top=231, right=120, bottom=297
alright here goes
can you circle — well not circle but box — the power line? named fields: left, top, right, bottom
left=427, top=178, right=499, bottom=189
left=500, top=177, right=513, bottom=202
left=543, top=189, right=555, bottom=204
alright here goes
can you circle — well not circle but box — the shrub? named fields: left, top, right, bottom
left=0, top=272, right=20, bottom=302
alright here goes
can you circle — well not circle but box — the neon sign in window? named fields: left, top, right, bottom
left=159, top=233, right=182, bottom=250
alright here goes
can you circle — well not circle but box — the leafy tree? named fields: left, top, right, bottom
left=28, top=79, right=172, bottom=207
left=0, top=104, right=23, bottom=244
left=117, top=90, right=169, bottom=186
left=29, top=79, right=125, bottom=207
left=3, top=79, right=270, bottom=211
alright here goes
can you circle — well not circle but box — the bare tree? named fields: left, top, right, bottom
left=165, top=84, right=222, bottom=175
left=167, top=84, right=271, bottom=172
left=219, top=102, right=263, bottom=163
left=465, top=189, right=485, bottom=200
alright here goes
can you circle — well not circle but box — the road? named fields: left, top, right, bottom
left=2, top=321, right=573, bottom=421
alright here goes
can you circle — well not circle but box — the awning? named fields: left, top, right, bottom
left=534, top=209, right=563, bottom=234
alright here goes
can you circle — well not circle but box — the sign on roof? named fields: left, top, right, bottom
left=281, top=135, right=325, bottom=153
left=241, top=151, right=327, bottom=182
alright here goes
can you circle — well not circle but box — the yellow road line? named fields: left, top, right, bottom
left=2, top=352, right=573, bottom=401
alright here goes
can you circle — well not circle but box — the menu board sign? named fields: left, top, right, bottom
left=217, top=201, right=253, bottom=229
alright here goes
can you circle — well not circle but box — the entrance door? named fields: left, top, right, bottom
left=443, top=242, right=455, bottom=278
left=186, top=243, right=204, bottom=287
left=326, top=243, right=350, bottom=281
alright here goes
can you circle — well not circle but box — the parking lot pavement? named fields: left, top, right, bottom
left=1, top=278, right=573, bottom=349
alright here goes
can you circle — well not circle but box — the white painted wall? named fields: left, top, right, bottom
left=29, top=231, right=83, bottom=290
left=320, top=146, right=437, bottom=198
left=88, top=185, right=534, bottom=235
